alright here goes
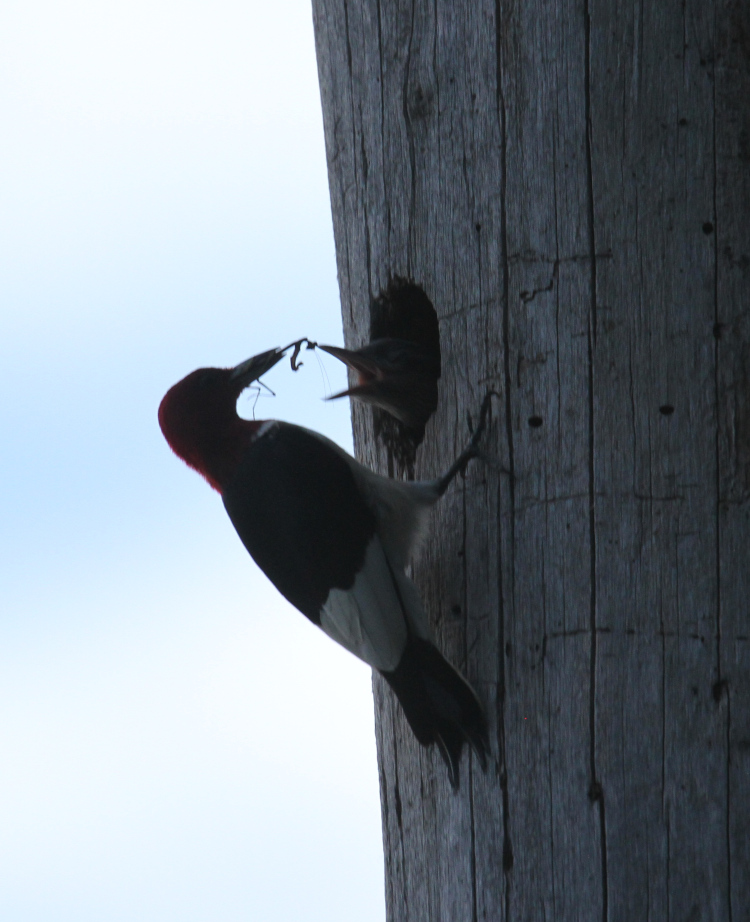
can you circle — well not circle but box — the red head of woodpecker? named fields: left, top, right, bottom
left=159, top=349, right=490, bottom=788
left=318, top=337, right=440, bottom=430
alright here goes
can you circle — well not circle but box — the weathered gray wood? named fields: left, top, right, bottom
left=716, top=1, right=750, bottom=918
left=311, top=0, right=749, bottom=918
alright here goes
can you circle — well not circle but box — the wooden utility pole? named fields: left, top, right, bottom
left=312, top=0, right=749, bottom=918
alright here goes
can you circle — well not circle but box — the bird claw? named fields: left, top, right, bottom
left=470, top=390, right=499, bottom=440
left=436, top=391, right=502, bottom=496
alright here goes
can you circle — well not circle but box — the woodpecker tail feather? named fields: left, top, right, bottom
left=380, top=637, right=490, bottom=789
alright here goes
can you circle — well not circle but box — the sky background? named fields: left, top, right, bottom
left=0, top=1, right=385, bottom=919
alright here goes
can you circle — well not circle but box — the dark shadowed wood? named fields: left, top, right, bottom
left=311, top=0, right=749, bottom=918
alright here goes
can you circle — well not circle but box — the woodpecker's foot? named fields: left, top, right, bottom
left=436, top=391, right=500, bottom=496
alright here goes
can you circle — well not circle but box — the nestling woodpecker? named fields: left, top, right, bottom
left=158, top=350, right=491, bottom=786
left=318, top=338, right=440, bottom=430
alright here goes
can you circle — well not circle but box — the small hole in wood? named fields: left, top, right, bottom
left=702, top=221, right=714, bottom=235
left=528, top=415, right=543, bottom=428
left=659, top=404, right=675, bottom=416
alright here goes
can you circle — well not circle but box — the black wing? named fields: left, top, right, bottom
left=221, top=423, right=377, bottom=624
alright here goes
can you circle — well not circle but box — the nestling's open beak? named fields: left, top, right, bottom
left=317, top=344, right=383, bottom=400
left=230, top=348, right=286, bottom=388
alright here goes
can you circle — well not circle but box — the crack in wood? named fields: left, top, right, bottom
left=587, top=318, right=608, bottom=922
left=726, top=689, right=734, bottom=922
left=391, top=699, right=410, bottom=921
left=519, top=260, right=559, bottom=304
left=508, top=249, right=614, bottom=265
left=496, top=2, right=515, bottom=916
left=401, top=1, right=417, bottom=277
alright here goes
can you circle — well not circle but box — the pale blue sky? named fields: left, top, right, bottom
left=0, top=1, right=384, bottom=919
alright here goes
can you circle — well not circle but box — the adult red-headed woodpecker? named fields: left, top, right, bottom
left=318, top=338, right=440, bottom=430
left=158, top=350, right=490, bottom=787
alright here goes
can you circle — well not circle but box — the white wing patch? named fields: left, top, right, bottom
left=320, top=536, right=431, bottom=672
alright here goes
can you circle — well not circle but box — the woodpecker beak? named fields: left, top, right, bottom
left=230, top=348, right=286, bottom=388
left=317, top=344, right=383, bottom=400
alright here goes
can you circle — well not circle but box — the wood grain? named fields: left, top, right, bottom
left=311, top=0, right=749, bottom=917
